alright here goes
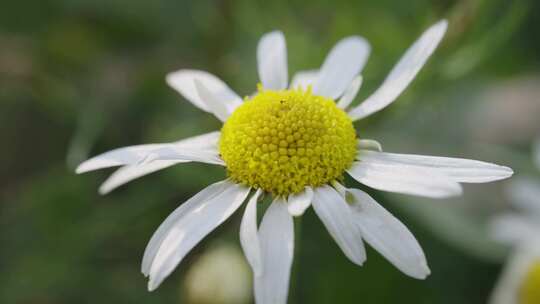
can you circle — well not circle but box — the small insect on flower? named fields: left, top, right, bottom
left=490, top=147, right=540, bottom=304
left=77, top=20, right=513, bottom=304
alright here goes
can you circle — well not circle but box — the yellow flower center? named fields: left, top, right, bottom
left=219, top=86, right=357, bottom=195
left=520, top=260, right=540, bottom=304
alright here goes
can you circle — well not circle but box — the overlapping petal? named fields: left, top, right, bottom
left=76, top=132, right=222, bottom=174
left=147, top=180, right=250, bottom=291
left=312, top=185, right=366, bottom=265
left=337, top=75, right=363, bottom=109
left=312, top=36, right=370, bottom=99
left=240, top=189, right=263, bottom=276
left=166, top=69, right=242, bottom=114
left=141, top=180, right=228, bottom=277
left=97, top=132, right=221, bottom=194
left=195, top=79, right=234, bottom=122
left=99, top=161, right=180, bottom=194
left=347, top=188, right=430, bottom=279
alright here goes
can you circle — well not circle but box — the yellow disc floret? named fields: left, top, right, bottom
left=219, top=86, right=357, bottom=195
left=520, top=260, right=540, bottom=304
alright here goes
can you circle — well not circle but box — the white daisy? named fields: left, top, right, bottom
left=77, top=20, right=513, bottom=303
left=490, top=158, right=540, bottom=304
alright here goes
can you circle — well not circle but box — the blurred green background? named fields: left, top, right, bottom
left=1, top=0, right=539, bottom=303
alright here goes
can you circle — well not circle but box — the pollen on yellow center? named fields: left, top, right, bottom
left=520, top=260, right=540, bottom=304
left=219, top=86, right=357, bottom=195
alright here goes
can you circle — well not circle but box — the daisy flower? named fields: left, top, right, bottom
left=490, top=146, right=540, bottom=304
left=77, top=20, right=513, bottom=303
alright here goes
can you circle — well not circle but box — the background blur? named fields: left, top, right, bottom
left=1, top=0, right=539, bottom=303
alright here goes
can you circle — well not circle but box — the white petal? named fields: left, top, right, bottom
left=99, top=161, right=183, bottom=194
left=358, top=150, right=513, bottom=183
left=337, top=75, right=363, bottom=109
left=287, top=187, right=313, bottom=216
left=141, top=180, right=229, bottom=276
left=195, top=79, right=232, bottom=122
left=172, top=130, right=222, bottom=149
left=257, top=31, right=288, bottom=90
left=76, top=143, right=167, bottom=174
left=98, top=132, right=222, bottom=194
left=147, top=181, right=250, bottom=291
left=254, top=198, right=294, bottom=304
left=312, top=36, right=370, bottom=99
left=348, top=20, right=448, bottom=121
left=490, top=213, right=540, bottom=245
left=357, top=139, right=382, bottom=152
left=289, top=70, right=318, bottom=90
left=347, top=160, right=462, bottom=199
left=347, top=188, right=430, bottom=279
left=144, top=145, right=224, bottom=166
left=312, top=185, right=366, bottom=265
left=490, top=242, right=540, bottom=304
left=240, top=189, right=263, bottom=276
left=166, top=69, right=242, bottom=113
left=506, top=178, right=540, bottom=214
left=76, top=132, right=223, bottom=174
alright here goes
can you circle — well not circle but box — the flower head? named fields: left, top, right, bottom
left=220, top=86, right=357, bottom=195
left=77, top=20, right=513, bottom=303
